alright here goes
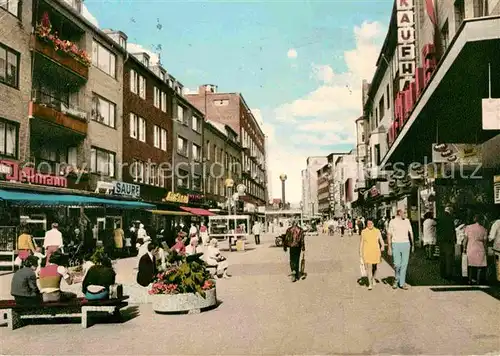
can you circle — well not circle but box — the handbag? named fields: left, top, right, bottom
left=360, top=257, right=367, bottom=277
left=461, top=254, right=468, bottom=277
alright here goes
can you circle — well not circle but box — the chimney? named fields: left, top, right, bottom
left=200, top=84, right=217, bottom=94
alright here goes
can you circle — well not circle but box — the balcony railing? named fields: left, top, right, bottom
left=30, top=90, right=88, bottom=135
left=32, top=90, right=87, bottom=121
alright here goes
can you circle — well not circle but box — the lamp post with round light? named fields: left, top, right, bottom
left=225, top=178, right=234, bottom=216
left=279, top=174, right=287, bottom=209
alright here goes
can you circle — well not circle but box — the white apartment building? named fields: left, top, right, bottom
left=332, top=150, right=358, bottom=217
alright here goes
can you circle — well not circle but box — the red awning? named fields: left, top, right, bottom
left=180, top=206, right=216, bottom=216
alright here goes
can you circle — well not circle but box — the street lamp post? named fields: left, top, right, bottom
left=225, top=178, right=234, bottom=216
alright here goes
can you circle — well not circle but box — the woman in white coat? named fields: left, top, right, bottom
left=422, top=212, right=437, bottom=260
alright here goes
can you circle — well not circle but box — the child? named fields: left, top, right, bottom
left=33, top=247, right=46, bottom=276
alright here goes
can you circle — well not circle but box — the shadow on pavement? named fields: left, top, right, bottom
left=153, top=300, right=223, bottom=315
left=382, top=247, right=500, bottom=301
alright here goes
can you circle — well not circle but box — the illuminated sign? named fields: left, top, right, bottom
left=0, top=160, right=67, bottom=188
left=163, top=192, right=189, bottom=204
left=396, top=0, right=416, bottom=89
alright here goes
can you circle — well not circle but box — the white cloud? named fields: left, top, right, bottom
left=267, top=21, right=385, bottom=203
left=311, top=64, right=335, bottom=84
left=81, top=4, right=99, bottom=27
left=128, top=43, right=160, bottom=65
left=287, top=48, right=298, bottom=59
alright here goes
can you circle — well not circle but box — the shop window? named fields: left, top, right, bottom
left=90, top=147, right=115, bottom=177
left=0, top=119, right=18, bottom=158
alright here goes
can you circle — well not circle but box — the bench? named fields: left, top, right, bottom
left=0, top=296, right=129, bottom=330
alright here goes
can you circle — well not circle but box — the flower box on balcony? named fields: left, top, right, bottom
left=32, top=35, right=89, bottom=79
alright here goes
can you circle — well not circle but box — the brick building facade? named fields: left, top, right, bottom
left=186, top=85, right=267, bottom=207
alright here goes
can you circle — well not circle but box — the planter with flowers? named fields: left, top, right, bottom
left=148, top=252, right=217, bottom=313
left=33, top=12, right=91, bottom=78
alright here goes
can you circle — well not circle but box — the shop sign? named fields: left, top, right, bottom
left=396, top=0, right=416, bottom=89
left=0, top=160, right=67, bottom=188
left=163, top=192, right=189, bottom=204
left=482, top=98, right=500, bottom=130
left=431, top=143, right=482, bottom=165
left=95, top=181, right=114, bottom=194
left=113, top=181, right=140, bottom=198
left=494, top=175, right=500, bottom=204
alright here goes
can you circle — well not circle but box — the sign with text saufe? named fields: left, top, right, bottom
left=163, top=192, right=189, bottom=204
left=0, top=160, right=68, bottom=188
left=396, top=0, right=416, bottom=89
left=113, top=181, right=140, bottom=198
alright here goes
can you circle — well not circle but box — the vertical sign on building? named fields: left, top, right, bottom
left=396, top=0, right=416, bottom=89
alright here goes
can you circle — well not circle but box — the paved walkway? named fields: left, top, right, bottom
left=1, top=233, right=499, bottom=355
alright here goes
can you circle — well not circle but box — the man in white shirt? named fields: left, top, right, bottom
left=43, top=222, right=64, bottom=263
left=489, top=217, right=500, bottom=252
left=387, top=210, right=414, bottom=290
left=252, top=222, right=261, bottom=245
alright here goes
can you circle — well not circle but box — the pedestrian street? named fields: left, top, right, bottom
left=1, top=232, right=499, bottom=355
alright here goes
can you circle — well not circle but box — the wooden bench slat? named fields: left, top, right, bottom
left=0, top=296, right=129, bottom=309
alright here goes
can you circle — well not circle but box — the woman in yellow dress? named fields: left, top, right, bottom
left=359, top=220, right=385, bottom=290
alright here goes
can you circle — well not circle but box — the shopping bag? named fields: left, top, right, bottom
left=360, top=258, right=367, bottom=277
left=461, top=254, right=468, bottom=277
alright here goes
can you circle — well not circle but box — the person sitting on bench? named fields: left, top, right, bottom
left=11, top=255, right=41, bottom=306
left=206, top=239, right=231, bottom=279
left=39, top=250, right=76, bottom=303
left=82, top=255, right=116, bottom=300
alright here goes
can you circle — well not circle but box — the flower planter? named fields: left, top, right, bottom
left=33, top=35, right=89, bottom=79
left=149, top=287, right=217, bottom=314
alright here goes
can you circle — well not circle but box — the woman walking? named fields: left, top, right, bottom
left=422, top=212, right=437, bottom=259
left=463, top=214, right=488, bottom=285
left=359, top=220, right=385, bottom=290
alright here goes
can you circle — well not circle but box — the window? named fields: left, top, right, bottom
left=119, top=37, right=126, bottom=49
left=153, top=87, right=160, bottom=108
left=153, top=125, right=161, bottom=148
left=129, top=70, right=146, bottom=99
left=0, top=0, right=19, bottom=17
left=0, top=119, right=18, bottom=158
left=192, top=143, right=201, bottom=162
left=177, top=104, right=184, bottom=122
left=91, top=94, right=116, bottom=128
left=92, top=40, right=116, bottom=77
left=473, top=0, right=486, bottom=17
left=379, top=97, right=385, bottom=121
left=67, top=147, right=77, bottom=167
left=159, top=168, right=166, bottom=188
left=160, top=71, right=165, bottom=81
left=207, top=176, right=211, bottom=194
left=161, top=129, right=167, bottom=151
left=374, top=144, right=381, bottom=166
left=0, top=43, right=19, bottom=88
left=191, top=116, right=200, bottom=132
left=205, top=140, right=210, bottom=159
left=142, top=57, right=149, bottom=67
left=213, top=144, right=217, bottom=162
left=138, top=117, right=146, bottom=142
left=132, top=160, right=145, bottom=183
left=149, top=164, right=157, bottom=186
left=178, top=169, right=189, bottom=188
left=177, top=136, right=187, bottom=156
left=192, top=175, right=201, bottom=191
left=386, top=84, right=390, bottom=109
left=214, top=177, right=219, bottom=195
left=129, top=113, right=138, bottom=138
left=161, top=92, right=167, bottom=112
left=90, top=147, right=115, bottom=177
left=214, top=99, right=229, bottom=106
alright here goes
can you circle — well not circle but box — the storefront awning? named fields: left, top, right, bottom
left=0, top=189, right=156, bottom=209
left=180, top=206, right=216, bottom=216
left=148, top=209, right=192, bottom=216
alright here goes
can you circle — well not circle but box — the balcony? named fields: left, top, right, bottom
left=30, top=90, right=88, bottom=135
left=32, top=34, right=89, bottom=80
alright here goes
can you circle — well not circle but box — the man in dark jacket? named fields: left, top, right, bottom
left=11, top=256, right=41, bottom=306
left=136, top=242, right=158, bottom=287
left=284, top=221, right=305, bottom=282
left=437, top=207, right=456, bottom=279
